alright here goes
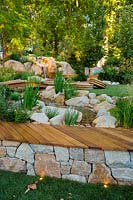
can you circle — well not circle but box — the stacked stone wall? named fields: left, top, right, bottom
left=0, top=141, right=132, bottom=185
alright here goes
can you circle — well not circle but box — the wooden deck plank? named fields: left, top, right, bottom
left=31, top=124, right=87, bottom=148
left=56, top=127, right=126, bottom=150
left=55, top=126, right=100, bottom=149
left=10, top=123, right=39, bottom=144
left=0, top=122, right=132, bottom=150
left=0, top=122, right=20, bottom=141
left=97, top=128, right=133, bottom=150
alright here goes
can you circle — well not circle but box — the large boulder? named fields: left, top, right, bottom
left=43, top=57, right=57, bottom=78
left=94, top=101, right=115, bottom=112
left=4, top=60, right=25, bottom=72
left=24, top=62, right=33, bottom=71
left=65, top=96, right=89, bottom=107
left=93, top=113, right=117, bottom=128
left=57, top=61, right=76, bottom=78
left=31, top=63, right=43, bottom=76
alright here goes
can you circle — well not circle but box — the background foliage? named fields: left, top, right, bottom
left=0, top=0, right=132, bottom=73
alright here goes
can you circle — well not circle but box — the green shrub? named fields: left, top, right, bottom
left=8, top=52, right=21, bottom=61
left=45, top=107, right=59, bottom=119
left=99, top=66, right=133, bottom=84
left=65, top=108, right=79, bottom=126
left=0, top=67, right=18, bottom=82
left=54, top=72, right=65, bottom=94
left=10, top=92, right=21, bottom=101
left=23, top=82, right=40, bottom=110
left=15, top=109, right=30, bottom=123
left=0, top=94, right=8, bottom=120
left=110, top=97, right=133, bottom=128
left=64, top=80, right=78, bottom=100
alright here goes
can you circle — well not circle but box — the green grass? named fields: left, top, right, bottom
left=0, top=170, right=132, bottom=200
left=89, top=85, right=130, bottom=97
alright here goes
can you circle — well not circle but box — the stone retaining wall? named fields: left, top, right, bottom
left=0, top=140, right=133, bottom=185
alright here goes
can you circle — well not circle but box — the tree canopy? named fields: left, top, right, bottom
left=0, top=0, right=132, bottom=68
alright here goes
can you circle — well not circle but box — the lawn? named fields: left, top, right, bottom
left=89, top=84, right=131, bottom=97
left=0, top=170, right=132, bottom=200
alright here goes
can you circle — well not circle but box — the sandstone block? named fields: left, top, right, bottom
left=61, top=164, right=71, bottom=175
left=35, top=153, right=61, bottom=178
left=85, top=149, right=105, bottom=163
left=88, top=163, right=116, bottom=184
left=0, top=157, right=26, bottom=173
left=70, top=148, right=84, bottom=161
left=0, top=147, right=6, bottom=157
left=71, top=161, right=91, bottom=176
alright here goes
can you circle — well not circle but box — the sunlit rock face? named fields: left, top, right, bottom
left=43, top=57, right=57, bottom=78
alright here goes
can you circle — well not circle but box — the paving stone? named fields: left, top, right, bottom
left=71, top=161, right=91, bottom=176
left=2, top=140, right=20, bottom=147
left=16, top=143, right=34, bottom=164
left=6, top=147, right=17, bottom=157
left=62, top=174, right=86, bottom=183
left=85, top=149, right=105, bottom=163
left=30, top=144, right=53, bottom=153
left=27, top=163, right=35, bottom=176
left=61, top=164, right=71, bottom=175
left=70, top=148, right=84, bottom=161
left=105, top=151, right=130, bottom=167
left=112, top=168, right=133, bottom=183
left=54, top=146, right=69, bottom=162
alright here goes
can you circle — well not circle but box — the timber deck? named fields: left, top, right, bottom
left=0, top=122, right=133, bottom=150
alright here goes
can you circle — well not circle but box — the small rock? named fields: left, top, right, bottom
left=50, top=114, right=64, bottom=126
left=65, top=96, right=89, bottom=107
left=61, top=164, right=71, bottom=175
left=30, top=144, right=53, bottom=153
left=30, top=112, right=49, bottom=123
left=54, top=147, right=69, bottom=162
left=16, top=143, right=34, bottom=163
left=6, top=147, right=17, bottom=157
left=77, top=90, right=89, bottom=97
left=93, top=114, right=116, bottom=128
left=89, top=99, right=100, bottom=105
left=70, top=148, right=84, bottom=161
left=85, top=149, right=105, bottom=163
left=96, top=108, right=108, bottom=117
left=89, top=93, right=96, bottom=99
left=94, top=101, right=115, bottom=112
left=62, top=174, right=86, bottom=183
left=27, top=163, right=35, bottom=176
